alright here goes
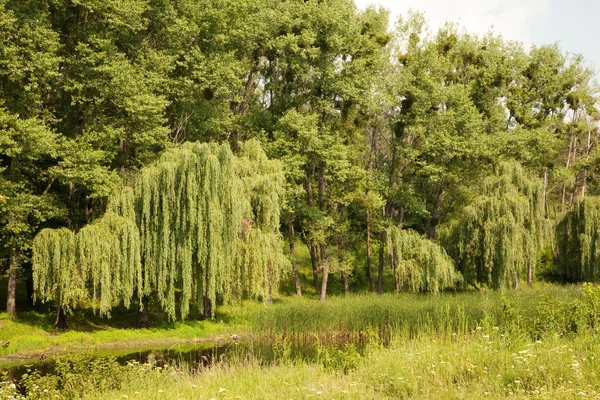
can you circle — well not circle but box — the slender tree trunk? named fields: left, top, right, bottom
left=305, top=169, right=320, bottom=290
left=582, top=129, right=592, bottom=199
left=319, top=261, right=329, bottom=302
left=134, top=297, right=150, bottom=328
left=366, top=207, right=375, bottom=292
left=341, top=272, right=349, bottom=295
left=562, top=137, right=575, bottom=212
left=54, top=302, right=68, bottom=330
left=514, top=274, right=519, bottom=290
left=289, top=222, right=302, bottom=297
left=377, top=230, right=386, bottom=294
left=308, top=241, right=319, bottom=290
left=6, top=248, right=17, bottom=318
left=527, top=262, right=533, bottom=288
left=203, top=296, right=212, bottom=320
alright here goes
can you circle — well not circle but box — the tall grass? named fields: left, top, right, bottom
left=6, top=328, right=600, bottom=399
left=249, top=284, right=587, bottom=342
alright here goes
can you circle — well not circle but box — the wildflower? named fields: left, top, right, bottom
left=218, top=388, right=226, bottom=393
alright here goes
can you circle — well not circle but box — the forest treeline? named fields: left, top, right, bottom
left=1, top=0, right=599, bottom=322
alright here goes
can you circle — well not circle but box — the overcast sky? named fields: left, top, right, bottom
left=355, top=0, right=600, bottom=73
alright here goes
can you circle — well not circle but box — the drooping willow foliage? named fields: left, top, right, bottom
left=440, top=161, right=545, bottom=289
left=33, top=140, right=287, bottom=320
left=555, top=197, right=600, bottom=282
left=231, top=140, right=288, bottom=302
left=32, top=228, right=83, bottom=312
left=128, top=141, right=243, bottom=320
left=32, top=214, right=142, bottom=317
left=75, top=212, right=142, bottom=316
left=386, top=226, right=459, bottom=293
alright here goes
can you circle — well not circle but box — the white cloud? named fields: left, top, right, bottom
left=355, top=0, right=549, bottom=46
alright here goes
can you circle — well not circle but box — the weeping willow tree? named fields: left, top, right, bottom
left=555, top=197, right=600, bottom=282
left=32, top=228, right=81, bottom=329
left=386, top=226, right=459, bottom=293
left=440, top=161, right=545, bottom=289
left=230, top=140, right=289, bottom=303
left=32, top=213, right=142, bottom=328
left=33, top=140, right=286, bottom=322
left=126, top=141, right=243, bottom=320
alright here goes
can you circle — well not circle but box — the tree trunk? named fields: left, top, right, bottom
left=54, top=303, right=68, bottom=330
left=514, top=274, right=519, bottom=290
left=308, top=240, right=319, bottom=290
left=366, top=207, right=375, bottom=292
left=377, top=230, right=386, bottom=294
left=318, top=244, right=328, bottom=301
left=527, top=262, right=533, bottom=288
left=133, top=297, right=150, bottom=328
left=319, top=262, right=329, bottom=301
left=6, top=248, right=17, bottom=318
left=289, top=222, right=302, bottom=297
left=341, top=272, right=349, bottom=295
left=203, top=296, right=212, bottom=320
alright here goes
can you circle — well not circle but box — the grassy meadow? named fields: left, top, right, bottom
left=2, top=283, right=600, bottom=398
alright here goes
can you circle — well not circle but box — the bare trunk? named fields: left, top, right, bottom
left=289, top=222, right=302, bottom=297
left=6, top=249, right=17, bottom=318
left=305, top=169, right=320, bottom=290
left=342, top=272, right=349, bottom=295
left=318, top=244, right=328, bottom=301
left=366, top=207, right=375, bottom=292
left=319, top=262, right=329, bottom=301
left=562, top=137, right=575, bottom=212
left=133, top=297, right=151, bottom=328
left=308, top=241, right=320, bottom=289
left=527, top=262, right=533, bottom=288
left=54, top=302, right=68, bottom=330
left=203, top=296, right=212, bottom=320
left=377, top=230, right=386, bottom=294
left=514, top=274, right=519, bottom=290
left=582, top=129, right=592, bottom=199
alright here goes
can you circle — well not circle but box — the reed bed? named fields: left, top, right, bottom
left=250, top=284, right=584, bottom=342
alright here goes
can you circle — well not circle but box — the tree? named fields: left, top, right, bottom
left=33, top=140, right=287, bottom=322
left=440, top=161, right=545, bottom=289
left=386, top=226, right=459, bottom=293
left=32, top=212, right=141, bottom=329
left=555, top=197, right=600, bottom=282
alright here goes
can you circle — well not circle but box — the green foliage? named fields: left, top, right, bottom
left=555, top=197, right=600, bottom=282
left=31, top=229, right=82, bottom=312
left=32, top=140, right=287, bottom=320
left=32, top=215, right=142, bottom=317
left=441, top=161, right=545, bottom=288
left=386, top=226, right=460, bottom=293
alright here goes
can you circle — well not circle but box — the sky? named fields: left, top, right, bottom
left=355, top=0, right=600, bottom=73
